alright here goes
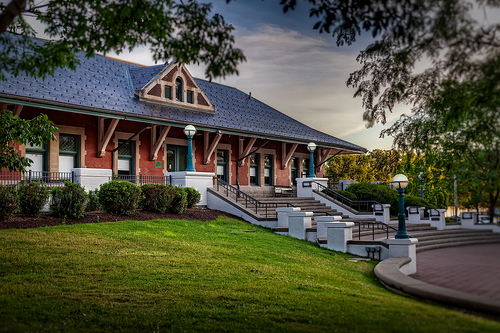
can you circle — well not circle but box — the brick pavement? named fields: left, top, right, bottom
left=410, top=243, right=500, bottom=300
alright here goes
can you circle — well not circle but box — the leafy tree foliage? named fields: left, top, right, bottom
left=1, top=0, right=245, bottom=81
left=0, top=109, right=57, bottom=171
left=267, top=0, right=500, bottom=126
left=385, top=59, right=500, bottom=220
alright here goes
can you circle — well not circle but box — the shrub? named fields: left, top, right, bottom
left=0, top=186, right=18, bottom=222
left=404, top=195, right=434, bottom=210
left=50, top=181, right=88, bottom=219
left=85, top=189, right=101, bottom=212
left=346, top=183, right=398, bottom=215
left=18, top=182, right=49, bottom=217
left=98, top=180, right=141, bottom=216
left=184, top=187, right=201, bottom=208
left=169, top=186, right=187, bottom=214
left=141, top=183, right=175, bottom=213
left=336, top=190, right=357, bottom=201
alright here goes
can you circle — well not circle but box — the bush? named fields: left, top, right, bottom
left=185, top=187, right=201, bottom=208
left=346, top=183, right=399, bottom=215
left=169, top=186, right=187, bottom=214
left=18, top=182, right=49, bottom=217
left=336, top=190, right=357, bottom=201
left=85, top=189, right=101, bottom=212
left=404, top=195, right=434, bottom=210
left=141, top=183, right=175, bottom=213
left=0, top=186, right=18, bottom=222
left=98, top=180, right=141, bottom=216
left=50, top=181, right=88, bottom=219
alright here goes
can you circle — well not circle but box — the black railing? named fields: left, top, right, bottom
left=0, top=170, right=75, bottom=189
left=214, top=177, right=296, bottom=218
left=308, top=181, right=380, bottom=213
left=113, top=174, right=173, bottom=185
left=352, top=221, right=398, bottom=240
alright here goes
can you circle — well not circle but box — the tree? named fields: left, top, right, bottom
left=0, top=110, right=57, bottom=171
left=1, top=0, right=245, bottom=81
left=269, top=0, right=500, bottom=126
left=385, top=57, right=500, bottom=221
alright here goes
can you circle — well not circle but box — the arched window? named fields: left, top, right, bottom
left=175, top=77, right=183, bottom=102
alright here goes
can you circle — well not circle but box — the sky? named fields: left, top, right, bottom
left=109, top=0, right=410, bottom=151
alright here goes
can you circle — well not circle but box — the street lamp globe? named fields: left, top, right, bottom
left=183, top=125, right=197, bottom=138
left=307, top=142, right=316, bottom=152
left=391, top=173, right=409, bottom=189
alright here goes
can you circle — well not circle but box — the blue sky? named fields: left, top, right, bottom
left=112, top=0, right=409, bottom=151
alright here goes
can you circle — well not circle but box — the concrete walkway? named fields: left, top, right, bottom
left=410, top=243, right=500, bottom=301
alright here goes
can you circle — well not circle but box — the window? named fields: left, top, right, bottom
left=166, top=145, right=188, bottom=172
left=302, top=158, right=309, bottom=177
left=290, top=157, right=298, bottom=186
left=117, top=140, right=134, bottom=176
left=165, top=86, right=172, bottom=100
left=26, top=142, right=47, bottom=172
left=217, top=150, right=228, bottom=182
left=175, top=77, right=183, bottom=102
left=59, top=134, right=79, bottom=173
left=249, top=153, right=259, bottom=185
left=264, top=154, right=273, bottom=186
left=187, top=91, right=194, bottom=104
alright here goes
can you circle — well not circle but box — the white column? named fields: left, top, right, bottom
left=461, top=211, right=476, bottom=228
left=72, top=168, right=112, bottom=192
left=288, top=211, right=314, bottom=240
left=276, top=207, right=301, bottom=227
left=373, top=204, right=391, bottom=224
left=168, top=171, right=215, bottom=206
left=315, top=216, right=343, bottom=238
left=387, top=238, right=419, bottom=275
left=407, top=206, right=424, bottom=224
left=429, top=208, right=447, bottom=230
left=326, top=222, right=355, bottom=253
left=296, top=177, right=328, bottom=198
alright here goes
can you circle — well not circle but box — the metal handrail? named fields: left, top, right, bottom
left=0, top=170, right=75, bottom=189
left=309, top=181, right=380, bottom=213
left=113, top=174, right=173, bottom=185
left=214, top=177, right=296, bottom=218
left=352, top=221, right=398, bottom=240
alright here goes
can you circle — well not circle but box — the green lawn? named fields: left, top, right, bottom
left=0, top=216, right=498, bottom=332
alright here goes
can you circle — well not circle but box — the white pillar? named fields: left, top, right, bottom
left=387, top=238, right=418, bottom=275
left=373, top=204, right=391, bottom=224
left=429, top=208, right=447, bottom=230
left=296, top=177, right=328, bottom=198
left=407, top=206, right=424, bottom=224
left=288, top=211, right=314, bottom=240
left=326, top=222, right=355, bottom=253
left=276, top=207, right=301, bottom=227
left=72, top=168, right=112, bottom=192
left=315, top=216, right=343, bottom=238
left=461, top=211, right=477, bottom=228
left=168, top=171, right=215, bottom=206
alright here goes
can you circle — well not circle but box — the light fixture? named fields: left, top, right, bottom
left=307, top=142, right=316, bottom=178
left=183, top=124, right=197, bottom=138
left=391, top=173, right=410, bottom=239
left=184, top=125, right=197, bottom=172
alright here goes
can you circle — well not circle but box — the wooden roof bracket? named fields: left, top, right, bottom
left=281, top=142, right=298, bottom=170
left=150, top=125, right=171, bottom=160
left=97, top=117, right=119, bottom=157
left=238, top=137, right=257, bottom=166
left=203, top=130, right=222, bottom=164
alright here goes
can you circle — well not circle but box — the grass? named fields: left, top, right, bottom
left=0, top=216, right=498, bottom=332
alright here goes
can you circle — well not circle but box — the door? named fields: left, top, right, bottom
left=166, top=145, right=188, bottom=172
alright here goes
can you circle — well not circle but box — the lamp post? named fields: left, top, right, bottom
left=419, top=172, right=424, bottom=198
left=391, top=173, right=410, bottom=239
left=307, top=142, right=316, bottom=178
left=183, top=125, right=197, bottom=172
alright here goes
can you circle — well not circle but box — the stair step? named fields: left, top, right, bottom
left=417, top=238, right=500, bottom=252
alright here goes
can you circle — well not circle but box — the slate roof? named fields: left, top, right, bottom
left=0, top=36, right=366, bottom=152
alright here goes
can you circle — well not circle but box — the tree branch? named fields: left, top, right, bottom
left=0, top=0, right=27, bottom=34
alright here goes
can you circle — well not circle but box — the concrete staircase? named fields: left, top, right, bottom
left=354, top=222, right=500, bottom=252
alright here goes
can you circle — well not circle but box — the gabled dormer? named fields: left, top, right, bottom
left=131, top=63, right=214, bottom=113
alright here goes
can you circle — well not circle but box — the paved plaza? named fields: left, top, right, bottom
left=410, top=243, right=500, bottom=301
